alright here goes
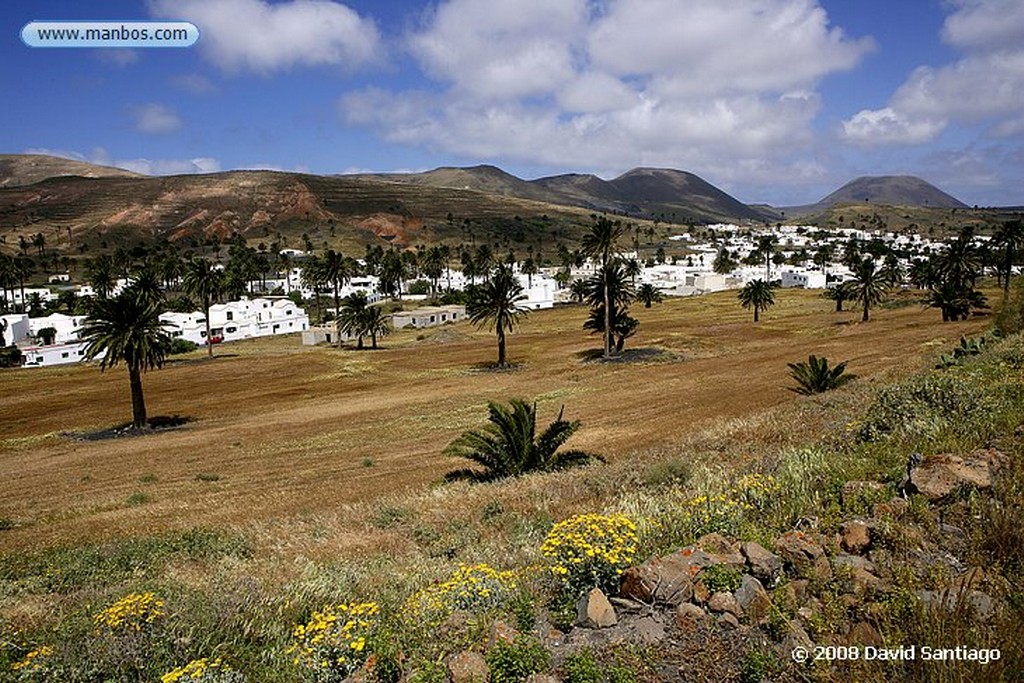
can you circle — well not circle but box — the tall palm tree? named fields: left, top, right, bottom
left=849, top=257, right=890, bottom=322
left=756, top=234, right=777, bottom=280
left=87, top=255, right=115, bottom=299
left=584, top=262, right=638, bottom=353
left=322, top=249, right=353, bottom=317
left=181, top=259, right=223, bottom=357
left=444, top=399, right=599, bottom=481
left=581, top=216, right=625, bottom=358
left=466, top=264, right=528, bottom=367
left=738, top=279, right=776, bottom=322
left=81, top=286, right=171, bottom=428
left=991, top=220, right=1023, bottom=294
left=300, top=255, right=327, bottom=322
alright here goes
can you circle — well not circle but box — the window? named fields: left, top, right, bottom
left=226, top=326, right=237, bottom=334
left=61, top=352, right=69, bottom=359
left=226, top=312, right=234, bottom=321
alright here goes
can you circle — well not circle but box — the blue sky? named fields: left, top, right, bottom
left=2, top=0, right=1023, bottom=207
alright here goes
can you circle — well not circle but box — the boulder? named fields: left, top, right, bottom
left=741, top=541, right=784, bottom=584
left=839, top=520, right=872, bottom=554
left=695, top=533, right=746, bottom=571
left=781, top=621, right=813, bottom=657
left=445, top=651, right=488, bottom=683
left=675, top=603, right=710, bottom=633
left=908, top=449, right=1007, bottom=502
left=488, top=620, right=519, bottom=647
left=576, top=588, right=618, bottom=629
left=918, top=589, right=996, bottom=621
left=716, top=612, right=741, bottom=630
left=707, top=591, right=743, bottom=618
left=733, top=575, right=772, bottom=625
left=619, top=554, right=694, bottom=606
left=775, top=530, right=831, bottom=581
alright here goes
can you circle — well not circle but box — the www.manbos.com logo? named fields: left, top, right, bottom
left=21, top=21, right=199, bottom=48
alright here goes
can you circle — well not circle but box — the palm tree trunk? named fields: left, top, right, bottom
left=357, top=335, right=364, bottom=350
left=1004, top=248, right=1013, bottom=294
left=371, top=332, right=378, bottom=349
left=129, top=365, right=147, bottom=428
left=754, top=306, right=760, bottom=323
left=497, top=326, right=507, bottom=367
left=862, top=298, right=870, bottom=322
left=204, top=303, right=214, bottom=357
left=603, top=264, right=612, bottom=358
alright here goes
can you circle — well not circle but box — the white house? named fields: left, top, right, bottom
left=781, top=270, right=828, bottom=289
left=392, top=305, right=465, bottom=329
left=19, top=341, right=91, bottom=367
left=160, top=297, right=309, bottom=346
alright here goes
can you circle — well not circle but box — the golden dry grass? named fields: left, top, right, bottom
left=0, top=289, right=987, bottom=553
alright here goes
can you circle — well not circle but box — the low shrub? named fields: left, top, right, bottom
left=486, top=636, right=549, bottom=683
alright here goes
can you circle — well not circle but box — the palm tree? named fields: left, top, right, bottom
left=756, top=235, right=777, bottom=280
left=738, top=279, right=776, bottom=322
left=87, top=255, right=116, bottom=299
left=991, top=220, right=1023, bottom=294
left=581, top=216, right=625, bottom=358
left=520, top=257, right=539, bottom=289
left=623, top=257, right=642, bottom=285
left=849, top=257, right=890, bottom=322
left=337, top=291, right=369, bottom=349
left=466, top=264, right=528, bottom=367
left=584, top=262, right=638, bottom=353
left=181, top=259, right=223, bottom=357
left=635, top=283, right=663, bottom=308
left=822, top=282, right=853, bottom=312
left=300, top=255, right=327, bottom=322
left=444, top=398, right=599, bottom=481
left=787, top=355, right=857, bottom=395
left=363, top=305, right=391, bottom=349
left=323, top=249, right=353, bottom=317
left=81, top=287, right=171, bottom=428
left=713, top=247, right=738, bottom=275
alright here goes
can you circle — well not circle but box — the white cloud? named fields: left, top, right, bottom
left=149, top=0, right=381, bottom=74
left=841, top=1, right=1024, bottom=146
left=341, top=0, right=871, bottom=185
left=128, top=103, right=183, bottom=135
left=22, top=147, right=221, bottom=177
left=841, top=107, right=946, bottom=146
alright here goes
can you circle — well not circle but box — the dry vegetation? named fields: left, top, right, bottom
left=0, top=289, right=984, bottom=552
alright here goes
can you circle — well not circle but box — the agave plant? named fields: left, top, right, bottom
left=444, top=399, right=601, bottom=481
left=787, top=355, right=857, bottom=395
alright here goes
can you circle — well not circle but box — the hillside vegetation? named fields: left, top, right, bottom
left=3, top=289, right=1022, bottom=681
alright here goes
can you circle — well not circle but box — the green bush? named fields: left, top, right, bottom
left=166, top=338, right=199, bottom=355
left=563, top=650, right=602, bottom=683
left=699, top=564, right=743, bottom=593
left=486, top=637, right=549, bottom=683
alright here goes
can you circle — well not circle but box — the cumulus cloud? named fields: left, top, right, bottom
left=149, top=0, right=381, bottom=74
left=842, top=107, right=946, bottom=146
left=841, top=0, right=1024, bottom=146
left=128, top=103, right=183, bottom=134
left=341, top=0, right=871, bottom=183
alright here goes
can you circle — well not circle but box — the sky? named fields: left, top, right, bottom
left=2, top=0, right=1023, bottom=207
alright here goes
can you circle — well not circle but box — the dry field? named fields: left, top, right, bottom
left=0, top=290, right=987, bottom=553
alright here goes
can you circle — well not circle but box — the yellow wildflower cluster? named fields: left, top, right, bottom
left=161, top=657, right=243, bottom=683
left=540, top=513, right=639, bottom=594
left=406, top=563, right=518, bottom=623
left=287, top=601, right=379, bottom=679
left=681, top=474, right=780, bottom=537
left=93, top=591, right=165, bottom=632
left=11, top=645, right=52, bottom=673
